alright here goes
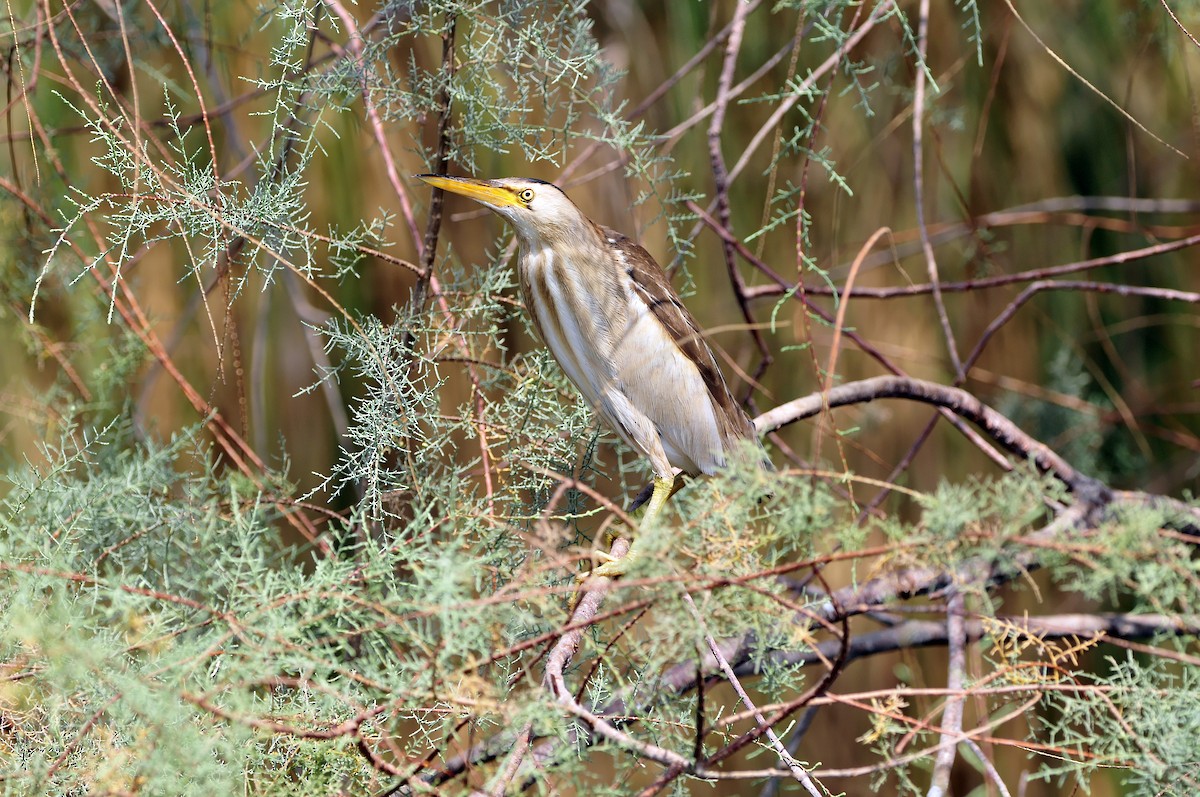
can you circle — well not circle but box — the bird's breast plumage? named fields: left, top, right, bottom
left=520, top=241, right=620, bottom=405
left=517, top=231, right=748, bottom=478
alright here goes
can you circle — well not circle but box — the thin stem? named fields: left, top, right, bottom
left=707, top=0, right=773, bottom=387
left=682, top=591, right=825, bottom=797
left=912, top=0, right=964, bottom=378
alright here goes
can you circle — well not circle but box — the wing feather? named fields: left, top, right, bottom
left=602, top=227, right=759, bottom=459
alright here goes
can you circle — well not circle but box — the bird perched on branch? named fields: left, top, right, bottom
left=417, top=174, right=770, bottom=578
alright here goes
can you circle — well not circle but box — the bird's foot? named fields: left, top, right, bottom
left=570, top=476, right=674, bottom=601
left=577, top=551, right=632, bottom=581
left=571, top=546, right=634, bottom=611
left=574, top=530, right=639, bottom=592
left=576, top=541, right=630, bottom=581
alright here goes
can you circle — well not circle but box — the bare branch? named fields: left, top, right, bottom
left=912, top=0, right=964, bottom=378
left=754, top=376, right=1100, bottom=495
left=928, top=590, right=966, bottom=797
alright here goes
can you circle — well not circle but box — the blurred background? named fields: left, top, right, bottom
left=2, top=0, right=1199, bottom=793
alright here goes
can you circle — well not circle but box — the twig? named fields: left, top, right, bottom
left=486, top=721, right=533, bottom=796
left=1002, top=0, right=1185, bottom=158
left=963, top=279, right=1200, bottom=375
left=1161, top=0, right=1200, bottom=49
left=752, top=375, right=1099, bottom=495
left=540, top=540, right=716, bottom=778
left=27, top=7, right=328, bottom=545
left=912, top=0, right=964, bottom=379
left=671, top=1, right=892, bottom=281
left=44, top=696, right=121, bottom=780
left=558, top=0, right=767, bottom=184
left=963, top=738, right=1014, bottom=797
left=738, top=231, right=1200, bottom=301
left=731, top=611, right=1200, bottom=682
left=681, top=592, right=825, bottom=797
left=814, top=226, right=889, bottom=470
left=397, top=16, right=502, bottom=515
left=686, top=199, right=1015, bottom=473
left=727, top=1, right=893, bottom=182
left=539, top=537, right=634, bottom=737
left=756, top=707, right=820, bottom=797
left=322, top=0, right=423, bottom=252
left=706, top=0, right=773, bottom=385
left=413, top=15, right=457, bottom=296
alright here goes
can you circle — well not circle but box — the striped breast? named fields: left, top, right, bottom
left=518, top=242, right=620, bottom=415
left=517, top=234, right=733, bottom=478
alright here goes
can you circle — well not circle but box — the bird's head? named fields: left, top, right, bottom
left=415, top=174, right=589, bottom=249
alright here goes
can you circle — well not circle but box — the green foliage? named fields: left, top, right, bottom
left=1055, top=501, right=1200, bottom=614
left=1035, top=655, right=1200, bottom=795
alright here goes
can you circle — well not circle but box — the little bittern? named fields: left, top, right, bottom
left=417, top=175, right=769, bottom=577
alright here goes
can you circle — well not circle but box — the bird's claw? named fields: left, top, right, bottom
left=592, top=549, right=620, bottom=565
left=575, top=548, right=623, bottom=583
left=571, top=551, right=631, bottom=611
left=584, top=557, right=630, bottom=581
left=573, top=552, right=628, bottom=583
left=600, top=523, right=625, bottom=549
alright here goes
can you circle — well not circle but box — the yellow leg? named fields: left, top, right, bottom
left=580, top=475, right=676, bottom=581
left=640, top=475, right=675, bottom=525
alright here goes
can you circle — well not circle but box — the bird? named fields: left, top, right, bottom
left=416, top=174, right=769, bottom=578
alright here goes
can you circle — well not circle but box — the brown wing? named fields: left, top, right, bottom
left=600, top=225, right=759, bottom=452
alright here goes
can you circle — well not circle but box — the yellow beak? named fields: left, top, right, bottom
left=415, top=174, right=520, bottom=208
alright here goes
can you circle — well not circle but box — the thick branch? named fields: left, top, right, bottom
left=754, top=375, right=1107, bottom=498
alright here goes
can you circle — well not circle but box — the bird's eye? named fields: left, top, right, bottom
left=518, top=188, right=535, bottom=203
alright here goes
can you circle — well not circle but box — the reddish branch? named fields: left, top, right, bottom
left=755, top=375, right=1101, bottom=495
left=706, top=0, right=773, bottom=391
left=740, top=229, right=1200, bottom=301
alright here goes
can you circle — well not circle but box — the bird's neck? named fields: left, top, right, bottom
left=517, top=220, right=607, bottom=276
left=516, top=215, right=599, bottom=252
